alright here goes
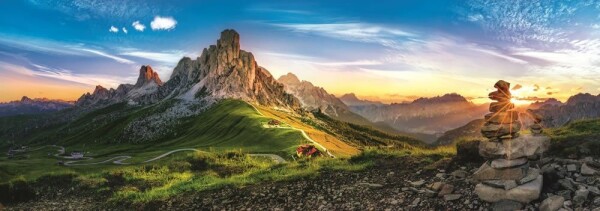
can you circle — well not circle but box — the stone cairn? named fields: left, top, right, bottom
left=474, top=80, right=551, bottom=204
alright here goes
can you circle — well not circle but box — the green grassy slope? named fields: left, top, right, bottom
left=0, top=100, right=305, bottom=181
left=547, top=118, right=600, bottom=157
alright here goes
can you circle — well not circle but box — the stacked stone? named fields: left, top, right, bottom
left=481, top=80, right=520, bottom=140
left=474, top=80, right=551, bottom=205
left=526, top=109, right=544, bottom=135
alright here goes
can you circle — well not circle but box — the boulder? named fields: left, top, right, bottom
left=455, top=140, right=484, bottom=163
left=566, top=164, right=577, bottom=172
left=429, top=182, right=444, bottom=191
left=581, top=163, right=598, bottom=176
left=491, top=158, right=528, bottom=169
left=473, top=162, right=529, bottom=181
left=540, top=196, right=565, bottom=211
left=478, top=135, right=550, bottom=159
left=438, top=184, right=454, bottom=196
left=474, top=175, right=543, bottom=203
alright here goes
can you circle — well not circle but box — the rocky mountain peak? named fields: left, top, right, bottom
left=136, top=65, right=163, bottom=87
left=340, top=93, right=360, bottom=101
left=412, top=93, right=469, bottom=104
left=566, top=93, right=599, bottom=105
left=20, top=96, right=33, bottom=103
left=217, top=29, right=241, bottom=63
left=76, top=29, right=301, bottom=109
left=93, top=85, right=108, bottom=94
left=278, top=72, right=301, bottom=85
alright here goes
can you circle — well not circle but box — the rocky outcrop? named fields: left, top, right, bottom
left=76, top=29, right=300, bottom=109
left=0, top=96, right=74, bottom=117
left=278, top=72, right=348, bottom=116
left=137, top=29, right=299, bottom=108
left=135, top=65, right=163, bottom=87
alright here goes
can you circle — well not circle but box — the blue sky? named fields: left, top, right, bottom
left=1, top=0, right=600, bottom=103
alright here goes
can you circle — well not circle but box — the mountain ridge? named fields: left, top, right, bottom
left=75, top=29, right=300, bottom=110
left=345, top=93, right=489, bottom=135
left=0, top=96, right=74, bottom=117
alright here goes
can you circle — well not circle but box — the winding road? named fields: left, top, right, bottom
left=50, top=147, right=286, bottom=166
left=249, top=104, right=335, bottom=158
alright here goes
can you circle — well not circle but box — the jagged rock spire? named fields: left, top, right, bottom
left=135, top=65, right=163, bottom=87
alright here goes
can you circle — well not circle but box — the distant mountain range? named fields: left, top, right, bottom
left=532, top=93, right=600, bottom=127
left=277, top=73, right=436, bottom=143
left=339, top=93, right=384, bottom=107
left=341, top=93, right=489, bottom=135
left=528, top=98, right=563, bottom=109
left=0, top=96, right=73, bottom=117
left=434, top=93, right=600, bottom=145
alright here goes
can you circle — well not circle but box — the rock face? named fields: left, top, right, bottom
left=278, top=72, right=348, bottom=115
left=135, top=65, right=163, bottom=87
left=0, top=96, right=74, bottom=117
left=278, top=72, right=358, bottom=117
left=76, top=29, right=300, bottom=109
left=473, top=80, right=550, bottom=205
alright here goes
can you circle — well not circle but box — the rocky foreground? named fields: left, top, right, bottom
left=6, top=148, right=600, bottom=211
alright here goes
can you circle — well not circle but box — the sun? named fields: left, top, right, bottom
left=509, top=89, right=530, bottom=105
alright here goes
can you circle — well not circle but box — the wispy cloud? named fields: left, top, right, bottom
left=150, top=16, right=177, bottom=31
left=247, top=7, right=312, bottom=15
left=0, top=34, right=137, bottom=65
left=272, top=22, right=415, bottom=48
left=80, top=49, right=134, bottom=64
left=2, top=62, right=123, bottom=87
left=28, top=0, right=168, bottom=20
left=119, top=50, right=187, bottom=63
left=122, top=27, right=128, bottom=34
left=307, top=60, right=381, bottom=67
left=464, top=0, right=600, bottom=46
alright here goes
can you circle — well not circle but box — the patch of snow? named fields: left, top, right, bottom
left=127, top=82, right=159, bottom=98
left=178, top=78, right=206, bottom=101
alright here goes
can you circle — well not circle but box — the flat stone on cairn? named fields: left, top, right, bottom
left=473, top=80, right=550, bottom=205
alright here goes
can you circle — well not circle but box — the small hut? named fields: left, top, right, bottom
left=7, top=149, right=15, bottom=159
left=268, top=119, right=281, bottom=126
left=71, top=151, right=84, bottom=159
left=296, top=144, right=322, bottom=158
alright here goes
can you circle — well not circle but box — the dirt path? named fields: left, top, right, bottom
left=249, top=154, right=288, bottom=163
left=54, top=147, right=287, bottom=166
left=249, top=104, right=335, bottom=158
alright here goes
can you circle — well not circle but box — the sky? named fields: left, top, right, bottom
left=1, top=0, right=600, bottom=104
